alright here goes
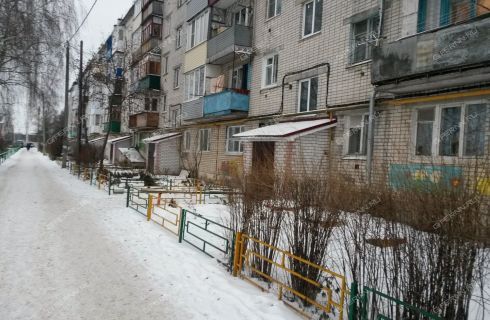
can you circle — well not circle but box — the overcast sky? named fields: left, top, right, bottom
left=78, top=0, right=135, bottom=55
left=15, top=0, right=135, bottom=133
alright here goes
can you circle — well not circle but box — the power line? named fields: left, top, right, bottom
left=67, top=0, right=99, bottom=43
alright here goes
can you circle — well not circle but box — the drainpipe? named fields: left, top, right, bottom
left=366, top=90, right=377, bottom=185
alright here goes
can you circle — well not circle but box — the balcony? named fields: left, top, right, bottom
left=371, top=16, right=490, bottom=93
left=129, top=112, right=159, bottom=129
left=207, top=25, right=252, bottom=64
left=182, top=98, right=204, bottom=121
left=103, top=121, right=121, bottom=133
left=138, top=75, right=161, bottom=91
left=186, top=0, right=209, bottom=21
left=141, top=37, right=161, bottom=54
left=110, top=94, right=123, bottom=106
left=203, top=89, right=249, bottom=117
left=142, top=1, right=163, bottom=22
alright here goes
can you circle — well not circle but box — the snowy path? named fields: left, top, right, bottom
left=0, top=150, right=297, bottom=320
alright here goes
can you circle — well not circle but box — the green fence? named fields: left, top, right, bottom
left=179, top=209, right=236, bottom=270
left=349, top=283, right=442, bottom=320
left=0, top=147, right=20, bottom=165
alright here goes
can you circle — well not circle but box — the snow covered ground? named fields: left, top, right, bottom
left=0, top=150, right=299, bottom=320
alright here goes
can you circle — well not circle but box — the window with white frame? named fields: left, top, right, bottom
left=176, top=25, right=183, bottom=48
left=346, top=114, right=369, bottom=156
left=171, top=109, right=179, bottom=128
left=298, top=77, right=318, bottom=112
left=95, top=114, right=102, bottom=126
left=414, top=104, right=488, bottom=157
left=303, top=0, right=323, bottom=37
left=350, top=15, right=379, bottom=64
left=226, top=126, right=244, bottom=153
left=231, top=65, right=245, bottom=89
left=262, top=54, right=278, bottom=88
left=163, top=55, right=169, bottom=75
left=199, top=128, right=211, bottom=152
left=173, top=66, right=180, bottom=88
left=184, top=131, right=192, bottom=151
left=415, top=108, right=435, bottom=156
left=234, top=7, right=251, bottom=26
left=188, top=11, right=209, bottom=49
left=185, top=66, right=205, bottom=101
left=267, top=0, right=281, bottom=19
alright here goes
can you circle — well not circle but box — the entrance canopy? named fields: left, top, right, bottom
left=234, top=119, right=337, bottom=142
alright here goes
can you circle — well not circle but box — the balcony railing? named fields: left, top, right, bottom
left=138, top=75, right=161, bottom=91
left=129, top=112, right=159, bottom=129
left=103, top=121, right=121, bottom=133
left=372, top=16, right=490, bottom=86
left=203, top=89, right=249, bottom=117
left=141, top=37, right=161, bottom=54
left=207, top=24, right=252, bottom=64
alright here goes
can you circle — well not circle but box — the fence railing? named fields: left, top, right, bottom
left=179, top=209, right=235, bottom=268
left=0, top=147, right=20, bottom=165
left=233, top=232, right=347, bottom=319
left=353, top=284, right=441, bottom=320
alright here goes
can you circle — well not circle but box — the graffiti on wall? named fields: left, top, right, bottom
left=389, top=164, right=463, bottom=191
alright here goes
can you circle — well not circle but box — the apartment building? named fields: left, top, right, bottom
left=229, top=0, right=490, bottom=199
left=366, top=0, right=490, bottom=194
left=174, top=0, right=253, bottom=180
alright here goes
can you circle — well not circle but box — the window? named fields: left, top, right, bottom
left=303, top=0, right=323, bottom=37
left=417, top=0, right=481, bottom=33
left=174, top=66, right=180, bottom=89
left=234, top=7, right=251, bottom=26
left=199, top=129, right=211, bottom=152
left=142, top=22, right=162, bottom=43
left=414, top=104, right=488, bottom=157
left=176, top=25, right=183, bottom=48
left=188, top=11, right=209, bottom=49
left=464, top=104, right=487, bottom=156
left=163, top=56, right=169, bottom=75
left=263, top=54, right=278, bottom=87
left=171, top=109, right=179, bottom=128
left=298, top=77, right=318, bottom=112
left=145, top=98, right=158, bottom=111
left=439, top=106, right=461, bottom=156
left=184, top=131, right=191, bottom=151
left=346, top=114, right=369, bottom=155
left=162, top=95, right=167, bottom=112
left=227, top=126, right=244, bottom=153
left=415, top=108, right=435, bottom=156
left=267, top=0, right=281, bottom=19
left=95, top=115, right=102, bottom=126
left=351, top=15, right=379, bottom=64
left=151, top=98, right=158, bottom=112
left=185, top=66, right=205, bottom=101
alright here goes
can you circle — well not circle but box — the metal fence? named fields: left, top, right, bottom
left=0, top=147, right=20, bottom=165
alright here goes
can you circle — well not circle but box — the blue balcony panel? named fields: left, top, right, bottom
left=204, top=90, right=249, bottom=117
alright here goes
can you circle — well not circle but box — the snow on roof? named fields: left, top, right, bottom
left=88, top=137, right=105, bottom=143
left=144, top=132, right=181, bottom=143
left=234, top=119, right=337, bottom=141
left=108, top=136, right=131, bottom=143
left=118, top=148, right=145, bottom=163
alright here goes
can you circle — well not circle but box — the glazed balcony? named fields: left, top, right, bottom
left=182, top=98, right=204, bottom=121
left=371, top=16, right=490, bottom=90
left=207, top=24, right=252, bottom=64
left=203, top=89, right=249, bottom=117
left=138, top=75, right=161, bottom=91
left=129, top=112, right=159, bottom=129
left=142, top=1, right=163, bottom=23
left=187, top=0, right=209, bottom=20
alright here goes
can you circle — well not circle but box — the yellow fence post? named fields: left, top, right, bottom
left=147, top=194, right=153, bottom=221
left=233, top=232, right=243, bottom=277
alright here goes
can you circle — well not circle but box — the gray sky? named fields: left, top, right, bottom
left=78, top=0, right=135, bottom=55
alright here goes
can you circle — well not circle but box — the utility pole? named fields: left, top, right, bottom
left=62, top=41, right=70, bottom=168
left=77, top=40, right=83, bottom=176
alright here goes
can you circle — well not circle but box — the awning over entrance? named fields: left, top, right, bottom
left=143, top=132, right=181, bottom=143
left=234, top=119, right=337, bottom=141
